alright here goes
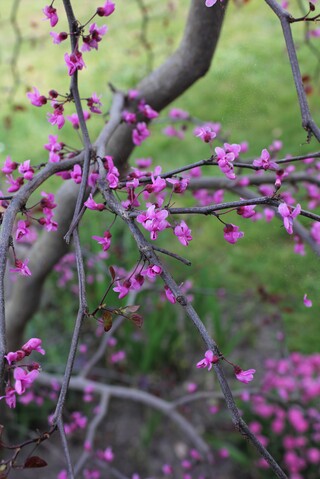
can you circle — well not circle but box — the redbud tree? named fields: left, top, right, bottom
left=1, top=1, right=320, bottom=478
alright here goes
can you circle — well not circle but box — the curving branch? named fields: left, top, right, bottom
left=265, top=0, right=320, bottom=140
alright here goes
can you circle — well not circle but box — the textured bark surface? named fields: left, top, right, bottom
left=6, top=1, right=228, bottom=350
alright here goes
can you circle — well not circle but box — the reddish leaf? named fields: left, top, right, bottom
left=24, top=456, right=48, bottom=468
left=129, top=313, right=143, bottom=328
left=109, top=266, right=116, bottom=281
left=102, top=310, right=113, bottom=332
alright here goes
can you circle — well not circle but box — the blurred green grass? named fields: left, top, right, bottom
left=2, top=0, right=320, bottom=357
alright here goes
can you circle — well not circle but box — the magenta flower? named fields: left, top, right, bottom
left=64, top=50, right=86, bottom=76
left=138, top=102, right=159, bottom=119
left=102, top=447, right=114, bottom=462
left=0, top=387, right=16, bottom=408
left=2, top=156, right=18, bottom=174
left=43, top=5, right=59, bottom=27
left=196, top=350, right=220, bottom=371
left=82, top=23, right=108, bottom=52
left=21, top=338, right=45, bottom=356
left=234, top=366, right=256, bottom=383
left=278, top=202, right=301, bottom=235
left=132, top=122, right=150, bottom=146
left=104, top=156, right=119, bottom=189
left=6, top=175, right=24, bottom=193
left=113, top=280, right=130, bottom=299
left=15, top=220, right=30, bottom=241
left=303, top=293, right=312, bottom=308
left=166, top=177, right=189, bottom=193
left=92, top=230, right=112, bottom=251
left=4, top=350, right=26, bottom=365
left=237, top=200, right=256, bottom=218
left=26, top=87, right=47, bottom=107
left=87, top=93, right=103, bottom=114
left=195, top=126, right=216, bottom=144
left=215, top=146, right=236, bottom=180
left=174, top=220, right=192, bottom=246
left=253, top=148, right=278, bottom=171
left=10, top=259, right=32, bottom=277
left=18, top=160, right=34, bottom=181
left=122, top=111, right=137, bottom=124
left=47, top=103, right=65, bottom=129
left=97, top=0, right=116, bottom=16
left=205, top=0, right=218, bottom=6
left=141, top=264, right=162, bottom=280
left=169, top=108, right=189, bottom=120
left=136, top=204, right=170, bottom=240
left=164, top=285, right=176, bottom=304
left=14, top=367, right=39, bottom=395
left=223, top=224, right=244, bottom=244
left=67, top=111, right=90, bottom=129
left=50, top=31, right=68, bottom=44
left=70, top=164, right=82, bottom=184
left=84, top=194, right=105, bottom=211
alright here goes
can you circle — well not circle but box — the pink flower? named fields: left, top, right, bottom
left=195, top=126, right=216, bottom=143
left=164, top=286, right=176, bottom=304
left=303, top=294, right=312, bottom=308
left=18, top=160, right=34, bottom=180
left=136, top=204, right=170, bottom=240
left=84, top=194, right=105, bottom=211
left=234, top=367, right=256, bottom=383
left=174, top=220, right=192, bottom=246
left=278, top=202, right=301, bottom=235
left=2, top=156, right=18, bottom=174
left=50, top=31, right=68, bottom=44
left=237, top=200, right=256, bottom=218
left=43, top=5, right=58, bottom=27
left=0, top=387, right=16, bottom=408
left=113, top=280, right=130, bottom=299
left=97, top=0, right=116, bottom=16
left=169, top=108, right=189, bottom=120
left=26, top=87, right=47, bottom=107
left=138, top=102, right=159, bottom=119
left=196, top=350, right=219, bottom=371
left=132, top=122, right=150, bottom=146
left=166, top=177, right=189, bottom=193
left=4, top=350, right=25, bottom=365
left=205, top=0, right=218, bottom=6
left=215, top=146, right=236, bottom=180
left=102, top=447, right=114, bottom=462
left=70, top=164, right=82, bottom=184
left=14, top=367, right=39, bottom=395
left=104, top=156, right=119, bottom=189
left=141, top=264, right=162, bottom=280
left=67, top=111, right=90, bottom=129
left=82, top=24, right=107, bottom=52
left=122, top=111, right=137, bottom=124
left=10, top=259, right=31, bottom=277
left=223, top=224, right=244, bottom=244
left=16, top=220, right=31, bottom=241
left=64, top=50, right=86, bottom=76
left=21, top=338, right=45, bottom=356
left=253, top=148, right=278, bottom=170
left=47, top=103, right=65, bottom=129
left=87, top=93, right=103, bottom=114
left=6, top=175, right=24, bottom=193
left=92, top=231, right=112, bottom=251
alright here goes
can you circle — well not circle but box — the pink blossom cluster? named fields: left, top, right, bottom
left=0, top=338, right=45, bottom=408
left=245, top=353, right=320, bottom=478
